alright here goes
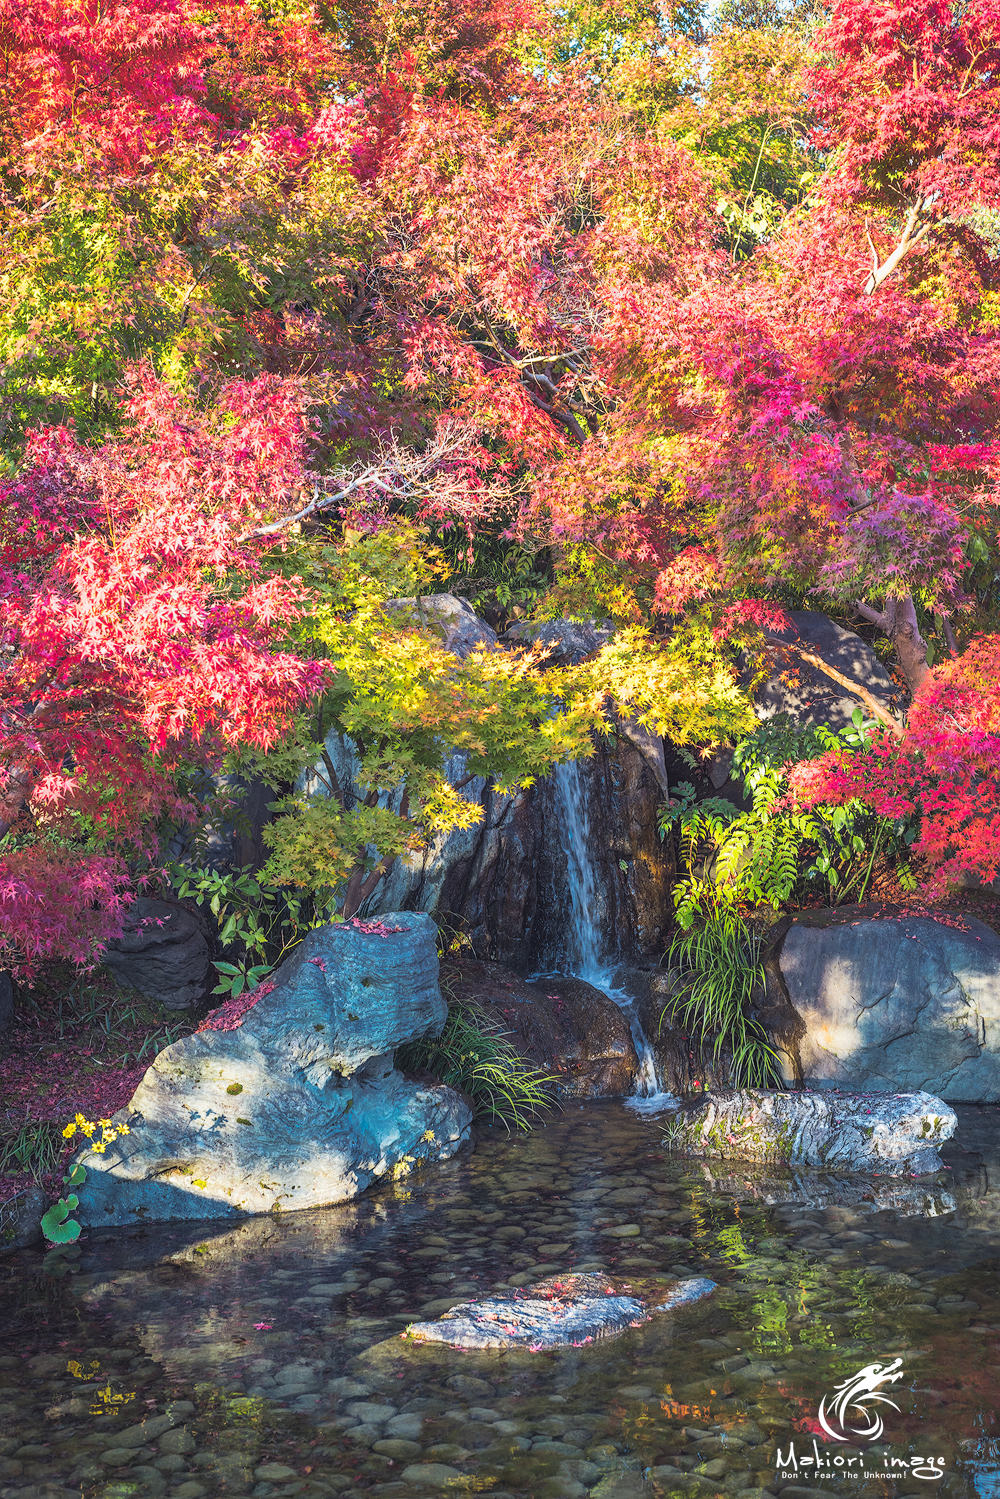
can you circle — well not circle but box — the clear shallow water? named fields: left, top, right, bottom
left=1, top=1102, right=999, bottom=1499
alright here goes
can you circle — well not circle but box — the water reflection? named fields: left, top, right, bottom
left=0, top=1102, right=996, bottom=1499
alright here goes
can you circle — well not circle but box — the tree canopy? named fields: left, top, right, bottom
left=3, top=0, right=1000, bottom=974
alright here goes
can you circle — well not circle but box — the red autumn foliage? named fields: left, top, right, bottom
left=0, top=369, right=328, bottom=973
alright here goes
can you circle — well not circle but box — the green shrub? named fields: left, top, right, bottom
left=396, top=1005, right=555, bottom=1130
left=659, top=711, right=919, bottom=924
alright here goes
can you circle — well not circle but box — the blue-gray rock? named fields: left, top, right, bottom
left=778, top=911, right=1000, bottom=1101
left=404, top=1272, right=716, bottom=1350
left=73, top=913, right=473, bottom=1226
left=755, top=610, right=905, bottom=731
left=384, top=593, right=498, bottom=658
left=663, top=1088, right=955, bottom=1174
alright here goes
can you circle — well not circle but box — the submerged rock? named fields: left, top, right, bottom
left=73, top=913, right=473, bottom=1226
left=403, top=1272, right=716, bottom=1350
left=663, top=1088, right=956, bottom=1175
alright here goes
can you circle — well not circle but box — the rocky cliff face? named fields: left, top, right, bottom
left=339, top=730, right=673, bottom=973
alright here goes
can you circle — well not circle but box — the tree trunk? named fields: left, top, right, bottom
left=855, top=594, right=930, bottom=696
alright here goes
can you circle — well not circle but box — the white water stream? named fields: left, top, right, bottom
left=550, top=759, right=678, bottom=1111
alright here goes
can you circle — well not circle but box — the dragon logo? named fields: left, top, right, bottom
left=818, top=1358, right=905, bottom=1443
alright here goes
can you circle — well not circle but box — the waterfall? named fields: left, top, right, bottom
left=550, top=760, right=676, bottom=1107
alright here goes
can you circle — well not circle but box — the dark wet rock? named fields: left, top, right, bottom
left=754, top=610, right=905, bottom=732
left=613, top=966, right=742, bottom=1094
left=73, top=913, right=473, bottom=1226
left=0, top=1185, right=48, bottom=1255
left=404, top=1272, right=716, bottom=1350
left=776, top=908, right=1000, bottom=1101
left=102, top=898, right=212, bottom=1011
left=441, top=959, right=639, bottom=1097
left=663, top=1087, right=955, bottom=1174
left=384, top=593, right=498, bottom=658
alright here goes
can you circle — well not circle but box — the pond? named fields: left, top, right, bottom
left=1, top=1101, right=998, bottom=1499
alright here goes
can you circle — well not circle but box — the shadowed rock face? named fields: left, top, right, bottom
left=755, top=610, right=905, bottom=731
left=74, top=913, right=473, bottom=1227
left=664, top=1088, right=956, bottom=1175
left=102, top=898, right=212, bottom=1010
left=441, top=959, right=639, bottom=1097
left=775, top=909, right=1000, bottom=1101
left=363, top=732, right=673, bottom=972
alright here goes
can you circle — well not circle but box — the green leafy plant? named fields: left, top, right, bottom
left=40, top=1162, right=87, bottom=1245
left=665, top=900, right=783, bottom=1089
left=168, top=864, right=333, bottom=999
left=395, top=1005, right=556, bottom=1130
left=40, top=1115, right=132, bottom=1272
left=659, top=712, right=919, bottom=924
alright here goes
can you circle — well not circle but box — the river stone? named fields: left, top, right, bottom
left=404, top=1272, right=715, bottom=1349
left=663, top=1088, right=955, bottom=1174
left=71, top=913, right=474, bottom=1225
left=777, top=910, right=1000, bottom=1101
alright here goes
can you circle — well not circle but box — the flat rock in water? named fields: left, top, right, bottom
left=664, top=1088, right=955, bottom=1175
left=403, top=1272, right=715, bottom=1350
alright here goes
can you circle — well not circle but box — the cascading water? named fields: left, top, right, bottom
left=550, top=759, right=677, bottom=1109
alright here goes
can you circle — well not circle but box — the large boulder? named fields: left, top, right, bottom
left=384, top=593, right=498, bottom=657
left=500, top=616, right=611, bottom=664
left=755, top=610, right=905, bottom=731
left=442, top=959, right=640, bottom=1097
left=775, top=909, right=1000, bottom=1101
left=664, top=1088, right=955, bottom=1175
left=102, top=897, right=212, bottom=1011
left=73, top=913, right=473, bottom=1226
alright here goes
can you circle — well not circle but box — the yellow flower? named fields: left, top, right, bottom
left=62, top=1123, right=78, bottom=1140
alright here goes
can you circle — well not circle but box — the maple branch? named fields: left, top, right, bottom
left=761, top=632, right=904, bottom=736
left=853, top=599, right=888, bottom=630
left=942, top=616, right=959, bottom=658
left=863, top=198, right=934, bottom=295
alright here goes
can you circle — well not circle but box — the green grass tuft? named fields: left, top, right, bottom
left=396, top=1004, right=555, bottom=1131
left=665, top=904, right=784, bottom=1090
left=0, top=1119, right=66, bottom=1181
